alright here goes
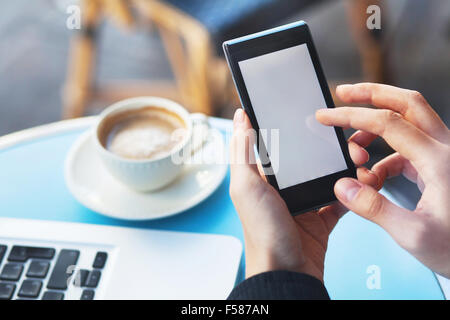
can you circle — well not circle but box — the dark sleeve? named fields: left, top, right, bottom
left=227, top=270, right=330, bottom=300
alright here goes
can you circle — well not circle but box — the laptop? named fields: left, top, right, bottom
left=0, top=217, right=242, bottom=300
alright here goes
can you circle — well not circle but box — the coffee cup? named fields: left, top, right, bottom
left=93, top=97, right=209, bottom=192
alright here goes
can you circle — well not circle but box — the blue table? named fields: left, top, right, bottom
left=0, top=117, right=444, bottom=299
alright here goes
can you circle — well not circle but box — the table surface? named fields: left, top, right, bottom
left=0, top=117, right=445, bottom=300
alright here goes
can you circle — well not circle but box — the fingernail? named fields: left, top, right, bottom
left=337, top=84, right=353, bottom=90
left=234, top=108, right=244, bottom=126
left=335, top=178, right=362, bottom=202
left=316, top=108, right=329, bottom=115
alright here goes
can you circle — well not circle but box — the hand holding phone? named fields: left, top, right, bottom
left=230, top=107, right=378, bottom=281
left=226, top=21, right=379, bottom=281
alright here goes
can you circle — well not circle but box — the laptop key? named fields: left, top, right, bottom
left=18, top=279, right=42, bottom=298
left=0, top=282, right=16, bottom=300
left=47, top=249, right=79, bottom=290
left=42, top=291, right=64, bottom=300
left=0, top=245, right=6, bottom=265
left=80, top=289, right=95, bottom=300
left=92, top=252, right=107, bottom=269
left=0, top=263, right=24, bottom=281
left=85, top=270, right=101, bottom=288
left=27, top=260, right=50, bottom=278
left=8, top=246, right=55, bottom=262
left=73, top=269, right=90, bottom=287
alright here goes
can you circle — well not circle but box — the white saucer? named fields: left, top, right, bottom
left=64, top=129, right=228, bottom=221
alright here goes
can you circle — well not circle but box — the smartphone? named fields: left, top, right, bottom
left=223, top=21, right=356, bottom=215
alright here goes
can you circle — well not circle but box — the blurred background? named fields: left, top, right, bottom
left=0, top=0, right=449, bottom=208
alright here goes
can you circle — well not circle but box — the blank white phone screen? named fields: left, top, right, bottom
left=238, top=44, right=347, bottom=190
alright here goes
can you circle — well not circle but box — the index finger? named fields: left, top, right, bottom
left=316, top=107, right=440, bottom=166
left=336, top=83, right=449, bottom=142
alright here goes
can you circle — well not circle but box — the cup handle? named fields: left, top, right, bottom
left=189, top=113, right=211, bottom=156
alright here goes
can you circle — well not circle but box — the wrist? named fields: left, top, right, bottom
left=244, top=246, right=323, bottom=282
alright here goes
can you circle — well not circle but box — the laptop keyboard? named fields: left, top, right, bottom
left=0, top=244, right=107, bottom=300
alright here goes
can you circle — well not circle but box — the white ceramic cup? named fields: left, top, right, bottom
left=93, top=97, right=209, bottom=192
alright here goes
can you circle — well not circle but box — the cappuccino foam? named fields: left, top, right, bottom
left=101, top=107, right=186, bottom=160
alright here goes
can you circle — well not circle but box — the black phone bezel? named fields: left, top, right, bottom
left=223, top=21, right=356, bottom=215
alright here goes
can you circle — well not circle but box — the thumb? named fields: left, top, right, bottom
left=230, top=108, right=259, bottom=179
left=334, top=178, right=418, bottom=239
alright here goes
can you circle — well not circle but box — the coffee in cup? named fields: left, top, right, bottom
left=94, top=97, right=209, bottom=192
left=98, top=106, right=187, bottom=161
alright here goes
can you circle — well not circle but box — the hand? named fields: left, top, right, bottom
left=229, top=108, right=378, bottom=281
left=316, top=83, right=450, bottom=278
